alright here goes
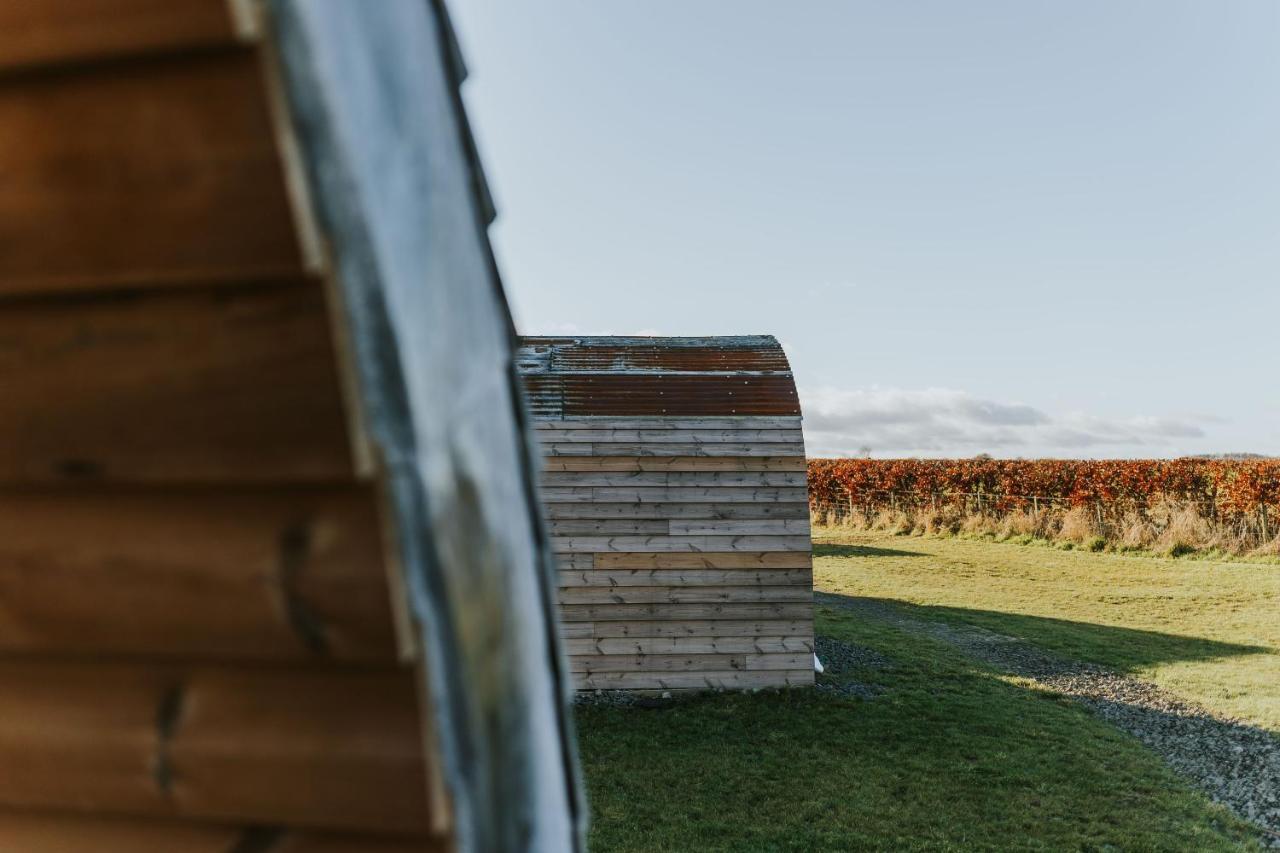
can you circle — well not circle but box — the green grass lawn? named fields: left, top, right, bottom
left=575, top=533, right=1277, bottom=850
left=814, top=531, right=1280, bottom=729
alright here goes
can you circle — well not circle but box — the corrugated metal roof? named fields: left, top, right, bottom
left=517, top=336, right=801, bottom=417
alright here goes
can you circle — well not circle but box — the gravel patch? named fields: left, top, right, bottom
left=815, top=635, right=893, bottom=674
left=817, top=592, right=1280, bottom=845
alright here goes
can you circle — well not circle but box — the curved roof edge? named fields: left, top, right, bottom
left=516, top=335, right=801, bottom=418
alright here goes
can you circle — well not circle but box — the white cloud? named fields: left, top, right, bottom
left=801, top=387, right=1212, bottom=458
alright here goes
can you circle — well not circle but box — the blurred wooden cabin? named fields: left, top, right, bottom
left=518, top=336, right=816, bottom=692
left=0, top=1, right=582, bottom=850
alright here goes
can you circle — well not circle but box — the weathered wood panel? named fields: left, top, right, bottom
left=0, top=661, right=430, bottom=834
left=0, top=51, right=305, bottom=295
left=542, top=487, right=808, bottom=504
left=563, top=636, right=813, bottom=655
left=560, top=620, right=810, bottom=640
left=550, top=535, right=810, bottom=554
left=535, top=417, right=801, bottom=430
left=0, top=486, right=396, bottom=661
left=577, top=671, right=813, bottom=690
left=0, top=0, right=241, bottom=74
left=536, top=429, right=803, bottom=443
left=559, top=586, right=813, bottom=605
left=549, top=520, right=670, bottom=536
left=560, top=603, right=813, bottom=622
left=541, top=472, right=805, bottom=487
left=592, top=552, right=812, bottom=569
left=570, top=653, right=810, bottom=673
left=558, top=569, right=812, bottom=587
left=523, top=381, right=811, bottom=691
left=547, top=502, right=809, bottom=520
left=542, top=442, right=804, bottom=457
left=0, top=282, right=354, bottom=483
left=667, top=519, right=811, bottom=535
left=543, top=456, right=806, bottom=472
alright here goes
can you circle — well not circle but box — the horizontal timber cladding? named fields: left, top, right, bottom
left=0, top=49, right=306, bottom=296
left=547, top=503, right=809, bottom=520
left=577, top=671, right=813, bottom=691
left=535, top=429, right=804, bottom=443
left=558, top=586, right=813, bottom=605
left=563, top=636, right=814, bottom=655
left=558, top=569, right=812, bottom=587
left=0, top=0, right=242, bottom=74
left=550, top=535, right=810, bottom=553
left=550, top=519, right=809, bottom=535
left=542, top=456, right=806, bottom=472
left=570, top=653, right=811, bottom=673
left=541, top=471, right=806, bottom=486
left=0, top=486, right=397, bottom=661
left=560, top=620, right=811, bottom=639
left=0, top=281, right=355, bottom=484
left=0, top=811, right=440, bottom=853
left=542, top=487, right=809, bottom=504
left=0, top=660, right=431, bottom=835
left=518, top=333, right=814, bottom=692
left=541, top=442, right=805, bottom=457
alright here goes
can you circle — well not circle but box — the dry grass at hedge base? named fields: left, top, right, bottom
left=811, top=499, right=1280, bottom=560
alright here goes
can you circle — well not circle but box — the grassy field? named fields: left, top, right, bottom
left=814, top=531, right=1280, bottom=729
left=574, top=533, right=1278, bottom=851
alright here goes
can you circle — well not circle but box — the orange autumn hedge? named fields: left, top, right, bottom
left=807, top=458, right=1280, bottom=519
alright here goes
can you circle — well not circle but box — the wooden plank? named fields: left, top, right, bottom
left=0, top=486, right=396, bottom=661
left=535, top=417, right=802, bottom=430
left=542, top=456, right=806, bottom=472
left=0, top=812, right=439, bottom=853
left=550, top=535, right=811, bottom=554
left=544, top=487, right=808, bottom=504
left=553, top=553, right=595, bottom=571
left=667, top=519, right=811, bottom=535
left=592, top=552, right=812, bottom=569
left=561, top=603, right=812, bottom=622
left=0, top=281, right=354, bottom=483
left=563, top=636, right=813, bottom=655
left=559, top=586, right=812, bottom=605
left=0, top=661, right=430, bottom=834
left=535, top=429, right=803, bottom=443
left=0, top=50, right=304, bottom=296
left=570, top=653, right=810, bottom=674
left=548, top=520, right=669, bottom=536
left=546, top=502, right=809, bottom=520
left=557, top=569, right=811, bottom=588
left=540, top=471, right=805, bottom=487
left=0, top=0, right=241, bottom=74
left=576, top=670, right=813, bottom=690
left=542, top=443, right=804, bottom=457
left=560, top=620, right=811, bottom=640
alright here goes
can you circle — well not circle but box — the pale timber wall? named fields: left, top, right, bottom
left=519, top=338, right=816, bottom=692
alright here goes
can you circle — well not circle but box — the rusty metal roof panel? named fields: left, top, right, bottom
left=516, top=336, right=801, bottom=418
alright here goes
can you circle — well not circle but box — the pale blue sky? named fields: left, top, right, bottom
left=450, top=1, right=1279, bottom=457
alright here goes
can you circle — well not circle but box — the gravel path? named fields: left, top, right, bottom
left=816, top=592, right=1280, bottom=845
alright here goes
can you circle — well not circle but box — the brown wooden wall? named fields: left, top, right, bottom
left=538, top=416, right=816, bottom=691
left=0, top=2, right=443, bottom=847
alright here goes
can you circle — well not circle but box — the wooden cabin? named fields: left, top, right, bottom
left=0, top=2, right=581, bottom=850
left=517, top=336, right=816, bottom=692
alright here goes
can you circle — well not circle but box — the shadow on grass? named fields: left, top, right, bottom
left=813, top=542, right=928, bottom=559
left=574, top=602, right=1265, bottom=851
left=814, top=593, right=1280, bottom=840
left=815, top=592, right=1269, bottom=672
